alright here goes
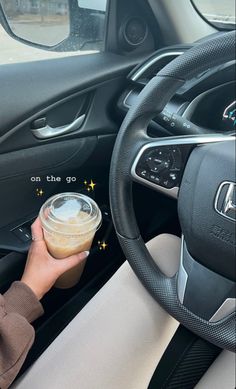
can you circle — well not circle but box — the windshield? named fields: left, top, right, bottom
left=193, top=0, right=236, bottom=27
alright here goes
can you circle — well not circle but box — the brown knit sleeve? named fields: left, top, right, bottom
left=0, top=282, right=44, bottom=389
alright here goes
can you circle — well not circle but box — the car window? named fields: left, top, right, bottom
left=192, top=0, right=236, bottom=27
left=0, top=0, right=108, bottom=65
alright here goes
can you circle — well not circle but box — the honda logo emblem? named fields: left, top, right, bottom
left=215, top=182, right=236, bottom=222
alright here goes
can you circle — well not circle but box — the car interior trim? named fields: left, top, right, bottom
left=130, top=51, right=184, bottom=81
left=209, top=298, right=236, bottom=323
left=123, top=89, right=135, bottom=109
left=177, top=236, right=188, bottom=304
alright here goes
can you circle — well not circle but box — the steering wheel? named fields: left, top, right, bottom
left=109, top=31, right=236, bottom=352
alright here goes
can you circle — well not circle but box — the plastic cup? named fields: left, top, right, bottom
left=39, top=193, right=102, bottom=289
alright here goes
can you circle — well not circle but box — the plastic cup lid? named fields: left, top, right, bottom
left=40, top=193, right=102, bottom=235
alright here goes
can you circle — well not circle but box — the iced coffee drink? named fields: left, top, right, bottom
left=39, top=193, right=102, bottom=288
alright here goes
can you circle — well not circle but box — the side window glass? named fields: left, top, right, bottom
left=192, top=0, right=235, bottom=28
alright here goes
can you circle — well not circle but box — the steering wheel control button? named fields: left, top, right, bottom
left=135, top=145, right=183, bottom=190
left=133, top=135, right=233, bottom=200
left=146, top=150, right=171, bottom=173
left=150, top=174, right=161, bottom=184
left=163, top=179, right=175, bottom=189
left=170, top=173, right=177, bottom=181
left=171, top=148, right=182, bottom=170
left=137, top=169, right=149, bottom=179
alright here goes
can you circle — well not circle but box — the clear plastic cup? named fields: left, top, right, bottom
left=39, top=193, right=102, bottom=289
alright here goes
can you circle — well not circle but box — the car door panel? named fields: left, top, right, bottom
left=0, top=53, right=140, bottom=138
left=0, top=77, right=125, bottom=153
left=0, top=53, right=141, bottom=255
left=0, top=136, right=97, bottom=225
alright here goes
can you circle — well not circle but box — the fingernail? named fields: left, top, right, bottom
left=84, top=251, right=90, bottom=257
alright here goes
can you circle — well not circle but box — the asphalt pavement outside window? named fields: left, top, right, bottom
left=0, top=24, right=96, bottom=65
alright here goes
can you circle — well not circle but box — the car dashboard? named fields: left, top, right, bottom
left=117, top=43, right=236, bottom=137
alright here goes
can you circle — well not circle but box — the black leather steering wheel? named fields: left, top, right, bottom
left=109, top=31, right=236, bottom=352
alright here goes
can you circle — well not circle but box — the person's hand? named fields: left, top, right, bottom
left=21, top=218, right=89, bottom=300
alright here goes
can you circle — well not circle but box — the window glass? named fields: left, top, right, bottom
left=193, top=0, right=236, bottom=27
left=79, top=0, right=107, bottom=12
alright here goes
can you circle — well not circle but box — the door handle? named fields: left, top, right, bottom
left=31, top=114, right=86, bottom=139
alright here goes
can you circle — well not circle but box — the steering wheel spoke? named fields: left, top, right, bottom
left=131, top=134, right=231, bottom=199
left=178, top=236, right=236, bottom=321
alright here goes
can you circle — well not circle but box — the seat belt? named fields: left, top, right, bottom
left=148, top=325, right=221, bottom=389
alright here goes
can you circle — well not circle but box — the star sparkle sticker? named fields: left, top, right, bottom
left=36, top=188, right=44, bottom=197
left=84, top=179, right=96, bottom=192
left=98, top=241, right=108, bottom=251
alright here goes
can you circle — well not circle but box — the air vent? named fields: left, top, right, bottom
left=128, top=48, right=190, bottom=84
left=120, top=46, right=191, bottom=114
